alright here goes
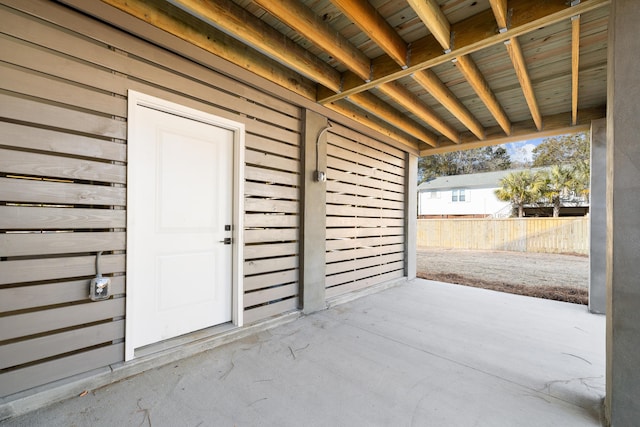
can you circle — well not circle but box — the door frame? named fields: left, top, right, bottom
left=125, top=90, right=244, bottom=361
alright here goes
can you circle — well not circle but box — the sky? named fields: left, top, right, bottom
left=503, top=137, right=544, bottom=163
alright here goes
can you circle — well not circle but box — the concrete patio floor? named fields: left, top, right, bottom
left=4, top=279, right=605, bottom=426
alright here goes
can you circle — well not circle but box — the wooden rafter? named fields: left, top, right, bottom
left=98, top=0, right=609, bottom=152
left=396, top=0, right=486, bottom=140
left=162, top=0, right=342, bottom=92
left=405, top=0, right=511, bottom=137
left=489, top=0, right=509, bottom=29
left=347, top=92, right=439, bottom=147
left=421, top=107, right=605, bottom=156
left=98, top=0, right=422, bottom=150
left=406, top=0, right=451, bottom=50
left=252, top=0, right=371, bottom=81
left=332, top=0, right=470, bottom=142
left=488, top=0, right=542, bottom=131
left=97, top=0, right=319, bottom=98
left=329, top=0, right=407, bottom=68
left=325, top=100, right=422, bottom=149
left=256, top=0, right=458, bottom=144
left=412, top=70, right=485, bottom=140
left=319, top=0, right=610, bottom=104
left=170, top=0, right=438, bottom=148
left=454, top=55, right=512, bottom=136
left=378, top=82, right=459, bottom=143
left=504, top=37, right=542, bottom=131
left=572, top=14, right=581, bottom=125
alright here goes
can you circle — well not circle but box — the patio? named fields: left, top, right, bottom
left=5, top=279, right=605, bottom=426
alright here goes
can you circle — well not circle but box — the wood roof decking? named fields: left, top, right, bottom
left=97, top=0, right=609, bottom=155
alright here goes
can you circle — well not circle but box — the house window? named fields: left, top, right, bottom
left=452, top=189, right=466, bottom=202
left=428, top=191, right=440, bottom=199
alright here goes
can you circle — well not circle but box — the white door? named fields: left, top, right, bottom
left=127, top=96, right=239, bottom=359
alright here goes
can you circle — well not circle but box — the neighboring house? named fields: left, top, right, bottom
left=418, top=170, right=514, bottom=218
left=417, top=168, right=589, bottom=218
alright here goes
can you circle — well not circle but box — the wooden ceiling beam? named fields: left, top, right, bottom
left=329, top=0, right=408, bottom=68
left=325, top=100, right=423, bottom=151
left=571, top=14, right=581, bottom=126
left=170, top=0, right=434, bottom=149
left=413, top=70, right=485, bottom=140
left=97, top=0, right=318, bottom=98
left=253, top=0, right=371, bottom=81
left=504, top=37, right=542, bottom=131
left=320, top=0, right=610, bottom=104
left=489, top=0, right=509, bottom=29
left=330, top=0, right=476, bottom=142
left=160, top=0, right=341, bottom=92
left=101, top=0, right=421, bottom=150
left=378, top=82, right=459, bottom=143
left=408, top=0, right=514, bottom=138
left=406, top=0, right=451, bottom=51
left=420, top=107, right=605, bottom=156
left=254, top=0, right=446, bottom=148
left=489, top=0, right=542, bottom=131
left=454, top=55, right=512, bottom=136
left=347, top=91, right=439, bottom=147
left=407, top=0, right=496, bottom=142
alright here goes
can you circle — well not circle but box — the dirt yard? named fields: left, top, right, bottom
left=416, top=247, right=590, bottom=304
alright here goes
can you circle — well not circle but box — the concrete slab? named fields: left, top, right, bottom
left=3, top=280, right=605, bottom=426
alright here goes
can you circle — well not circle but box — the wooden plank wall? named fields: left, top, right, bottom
left=0, top=0, right=300, bottom=397
left=242, top=119, right=301, bottom=324
left=325, top=125, right=406, bottom=298
left=417, top=217, right=589, bottom=255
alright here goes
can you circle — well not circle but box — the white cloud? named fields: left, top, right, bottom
left=504, top=139, right=541, bottom=163
left=514, top=143, right=536, bottom=163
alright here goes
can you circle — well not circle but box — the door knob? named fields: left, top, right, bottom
left=219, top=237, right=232, bottom=245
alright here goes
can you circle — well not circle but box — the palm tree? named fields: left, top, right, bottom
left=540, top=165, right=574, bottom=217
left=569, top=159, right=591, bottom=203
left=495, top=170, right=545, bottom=217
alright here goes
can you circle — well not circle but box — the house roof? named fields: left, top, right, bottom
left=418, top=167, right=546, bottom=191
left=91, top=0, right=609, bottom=156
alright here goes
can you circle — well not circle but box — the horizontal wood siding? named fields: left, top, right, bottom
left=0, top=1, right=128, bottom=398
left=243, top=130, right=301, bottom=324
left=417, top=218, right=589, bottom=254
left=325, top=124, right=406, bottom=298
left=0, top=0, right=301, bottom=397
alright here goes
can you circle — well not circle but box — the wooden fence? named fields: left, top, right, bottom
left=417, top=217, right=589, bottom=255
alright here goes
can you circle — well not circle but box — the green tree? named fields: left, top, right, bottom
left=495, top=170, right=545, bottom=217
left=418, top=146, right=511, bottom=183
left=532, top=132, right=589, bottom=167
left=569, top=158, right=590, bottom=202
left=531, top=131, right=591, bottom=213
left=539, top=165, right=574, bottom=217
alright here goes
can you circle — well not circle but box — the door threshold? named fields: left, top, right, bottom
left=134, top=322, right=237, bottom=359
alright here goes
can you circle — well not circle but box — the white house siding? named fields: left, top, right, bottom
left=0, top=0, right=411, bottom=400
left=418, top=187, right=510, bottom=217
left=325, top=126, right=406, bottom=298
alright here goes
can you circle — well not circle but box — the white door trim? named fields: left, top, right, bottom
left=125, top=90, right=244, bottom=361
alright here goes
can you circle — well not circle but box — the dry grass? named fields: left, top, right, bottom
left=417, top=272, right=588, bottom=305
